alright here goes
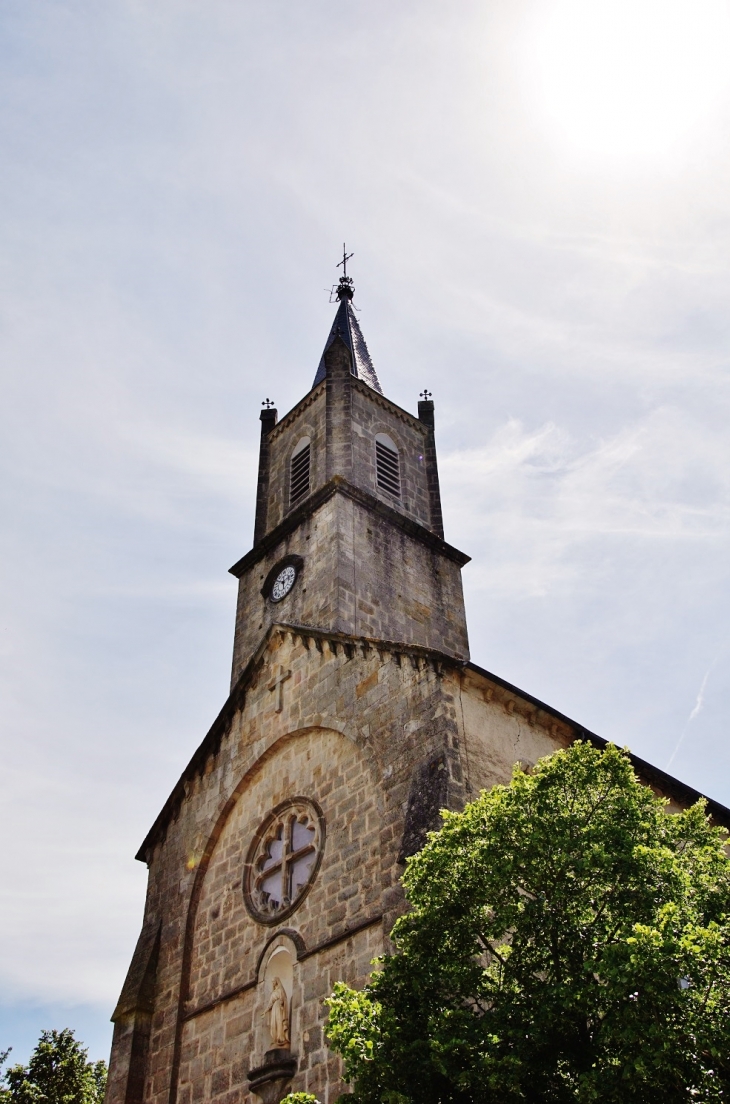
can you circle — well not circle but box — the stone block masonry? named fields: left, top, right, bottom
left=229, top=490, right=469, bottom=685
left=111, top=626, right=474, bottom=1104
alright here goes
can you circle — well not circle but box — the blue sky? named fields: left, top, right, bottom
left=2, top=0, right=730, bottom=1067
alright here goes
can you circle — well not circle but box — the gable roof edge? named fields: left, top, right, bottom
left=466, top=660, right=730, bottom=828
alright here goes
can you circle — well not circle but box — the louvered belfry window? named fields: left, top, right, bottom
left=290, top=437, right=311, bottom=507
left=375, top=433, right=401, bottom=498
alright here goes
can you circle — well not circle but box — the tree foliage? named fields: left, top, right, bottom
left=0, top=1029, right=106, bottom=1104
left=326, top=742, right=730, bottom=1103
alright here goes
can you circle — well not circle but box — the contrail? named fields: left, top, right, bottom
left=667, top=668, right=712, bottom=770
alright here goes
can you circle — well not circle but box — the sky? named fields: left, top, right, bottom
left=2, top=0, right=730, bottom=1068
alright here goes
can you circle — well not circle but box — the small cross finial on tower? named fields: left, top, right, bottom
left=420, top=389, right=433, bottom=401
left=334, top=243, right=355, bottom=301
left=262, top=398, right=275, bottom=409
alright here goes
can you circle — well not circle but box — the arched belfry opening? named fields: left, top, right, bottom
left=375, top=432, right=401, bottom=498
left=289, top=436, right=311, bottom=508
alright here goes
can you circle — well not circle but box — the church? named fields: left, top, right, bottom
left=105, top=266, right=730, bottom=1104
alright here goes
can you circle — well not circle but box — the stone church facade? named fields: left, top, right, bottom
left=106, top=273, right=730, bottom=1104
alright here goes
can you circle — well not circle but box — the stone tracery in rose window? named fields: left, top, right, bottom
left=243, top=799, right=325, bottom=924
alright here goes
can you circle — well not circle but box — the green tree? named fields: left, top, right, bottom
left=0, top=1029, right=107, bottom=1104
left=326, top=742, right=730, bottom=1104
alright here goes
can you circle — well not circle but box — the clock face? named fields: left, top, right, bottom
left=270, top=564, right=297, bottom=602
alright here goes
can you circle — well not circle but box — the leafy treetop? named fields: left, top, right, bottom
left=0, top=1029, right=107, bottom=1104
left=326, top=742, right=730, bottom=1104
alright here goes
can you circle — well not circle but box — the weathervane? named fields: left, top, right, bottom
left=330, top=242, right=356, bottom=302
left=262, top=398, right=275, bottom=409
left=420, top=389, right=433, bottom=401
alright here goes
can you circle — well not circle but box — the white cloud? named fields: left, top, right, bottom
left=442, top=407, right=730, bottom=601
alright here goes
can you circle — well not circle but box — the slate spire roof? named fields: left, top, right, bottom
left=312, top=279, right=383, bottom=394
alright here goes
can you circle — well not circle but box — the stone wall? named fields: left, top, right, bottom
left=185, top=728, right=381, bottom=1014
left=263, top=385, right=327, bottom=535
left=112, top=627, right=469, bottom=1104
left=459, top=667, right=574, bottom=794
left=229, top=492, right=469, bottom=685
left=348, top=380, right=432, bottom=529
left=179, top=728, right=383, bottom=1104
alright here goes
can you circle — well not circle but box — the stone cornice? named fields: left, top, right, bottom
left=228, top=475, right=471, bottom=578
left=275, top=622, right=459, bottom=671
left=465, top=660, right=730, bottom=829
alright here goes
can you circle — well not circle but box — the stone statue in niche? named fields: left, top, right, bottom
left=265, top=977, right=290, bottom=1049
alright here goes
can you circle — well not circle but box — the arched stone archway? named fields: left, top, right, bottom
left=172, top=724, right=383, bottom=1104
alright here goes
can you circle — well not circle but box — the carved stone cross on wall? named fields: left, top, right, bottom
left=267, top=666, right=291, bottom=713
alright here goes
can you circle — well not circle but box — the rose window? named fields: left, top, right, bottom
left=243, top=799, right=325, bottom=924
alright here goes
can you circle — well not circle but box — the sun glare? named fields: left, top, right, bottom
left=525, top=0, right=730, bottom=164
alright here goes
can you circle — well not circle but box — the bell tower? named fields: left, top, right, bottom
left=229, top=268, right=470, bottom=684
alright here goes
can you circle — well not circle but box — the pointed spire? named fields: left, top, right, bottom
left=312, top=247, right=383, bottom=394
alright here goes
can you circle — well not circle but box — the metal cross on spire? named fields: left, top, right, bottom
left=332, top=242, right=356, bottom=302
left=336, top=243, right=354, bottom=279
